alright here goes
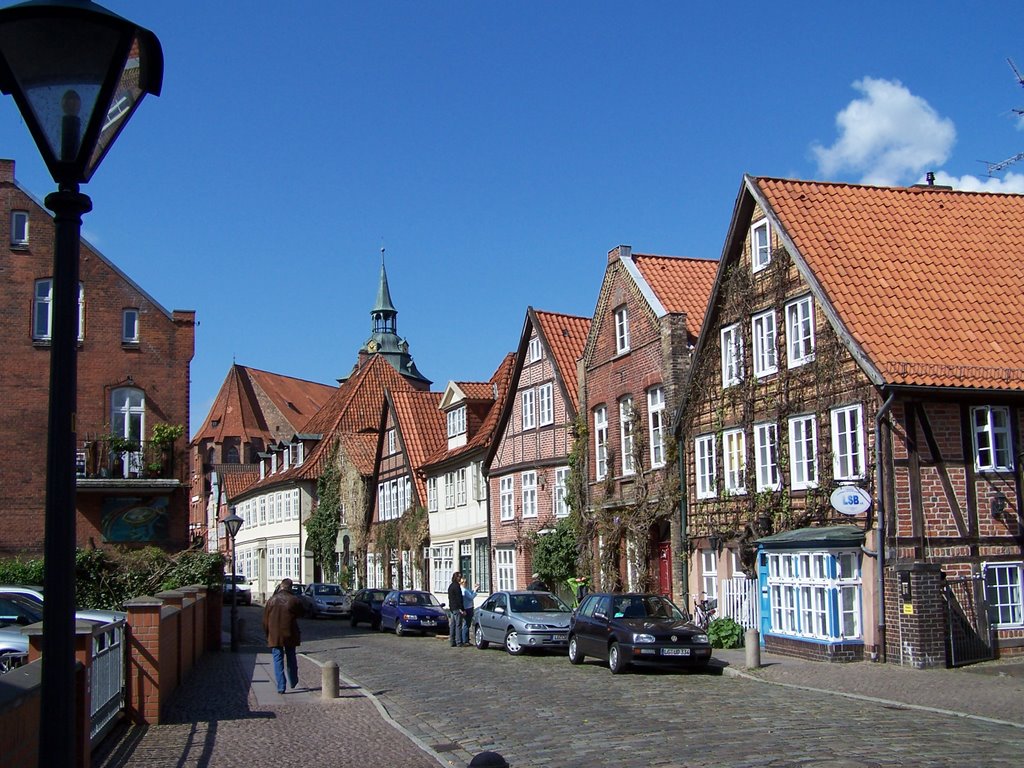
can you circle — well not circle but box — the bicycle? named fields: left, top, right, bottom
left=692, top=596, right=717, bottom=630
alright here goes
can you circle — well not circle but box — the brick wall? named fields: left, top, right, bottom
left=764, top=634, right=864, bottom=662
left=884, top=563, right=947, bottom=668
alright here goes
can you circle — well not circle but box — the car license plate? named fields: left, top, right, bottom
left=421, top=620, right=436, bottom=626
left=551, top=633, right=567, bottom=641
left=662, top=647, right=691, bottom=656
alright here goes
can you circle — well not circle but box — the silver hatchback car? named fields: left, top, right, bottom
left=472, top=590, right=573, bottom=655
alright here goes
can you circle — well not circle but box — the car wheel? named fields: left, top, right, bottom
left=567, top=635, right=584, bottom=664
left=504, top=628, right=525, bottom=656
left=395, top=621, right=406, bottom=637
left=608, top=641, right=628, bottom=674
left=371, top=617, right=381, bottom=631
left=474, top=624, right=489, bottom=650
left=378, top=617, right=387, bottom=633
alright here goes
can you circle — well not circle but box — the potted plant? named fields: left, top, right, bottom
left=150, top=423, right=185, bottom=476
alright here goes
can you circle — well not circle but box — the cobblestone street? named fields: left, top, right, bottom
left=302, top=618, right=1024, bottom=768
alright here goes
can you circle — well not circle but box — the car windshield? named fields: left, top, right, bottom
left=510, top=592, right=570, bottom=613
left=226, top=575, right=248, bottom=585
left=398, top=592, right=440, bottom=607
left=369, top=591, right=389, bottom=602
left=611, top=595, right=685, bottom=620
left=0, top=595, right=43, bottom=624
left=314, top=584, right=342, bottom=596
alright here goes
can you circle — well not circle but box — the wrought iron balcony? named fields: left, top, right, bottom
left=76, top=436, right=184, bottom=483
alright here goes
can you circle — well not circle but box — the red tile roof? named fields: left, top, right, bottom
left=455, top=382, right=496, bottom=400
left=221, top=468, right=258, bottom=499
left=390, top=390, right=446, bottom=504
left=534, top=310, right=589, bottom=412
left=752, top=177, right=1024, bottom=389
left=632, top=254, right=719, bottom=339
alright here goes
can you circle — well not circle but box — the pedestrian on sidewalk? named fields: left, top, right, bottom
left=447, top=571, right=465, bottom=647
left=527, top=572, right=549, bottom=591
left=468, top=751, right=509, bottom=767
left=262, top=577, right=304, bottom=694
left=461, top=576, right=480, bottom=646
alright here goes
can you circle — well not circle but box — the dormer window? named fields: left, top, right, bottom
left=528, top=336, right=542, bottom=363
left=290, top=442, right=302, bottom=466
left=271, top=453, right=278, bottom=474
left=281, top=447, right=290, bottom=470
left=447, top=406, right=466, bottom=438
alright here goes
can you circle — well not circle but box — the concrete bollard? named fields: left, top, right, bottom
left=745, top=628, right=761, bottom=669
left=322, top=660, right=339, bottom=699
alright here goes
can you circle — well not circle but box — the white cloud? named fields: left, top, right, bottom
left=812, top=77, right=956, bottom=186
left=929, top=170, right=1024, bottom=194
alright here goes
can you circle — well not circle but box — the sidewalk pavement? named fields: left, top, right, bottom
left=94, top=637, right=1024, bottom=768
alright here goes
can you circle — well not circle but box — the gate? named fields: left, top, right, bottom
left=721, top=577, right=759, bottom=629
left=90, top=619, right=126, bottom=746
left=943, top=575, right=995, bottom=668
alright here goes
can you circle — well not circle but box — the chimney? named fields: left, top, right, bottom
left=608, top=244, right=631, bottom=264
left=0, top=158, right=15, bottom=184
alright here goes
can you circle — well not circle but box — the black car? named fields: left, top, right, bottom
left=568, top=592, right=712, bottom=674
left=349, top=588, right=389, bottom=629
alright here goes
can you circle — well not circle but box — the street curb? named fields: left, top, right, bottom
left=720, top=664, right=1024, bottom=730
left=300, top=653, right=460, bottom=767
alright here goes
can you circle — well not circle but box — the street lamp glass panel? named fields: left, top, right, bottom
left=223, top=513, right=243, bottom=539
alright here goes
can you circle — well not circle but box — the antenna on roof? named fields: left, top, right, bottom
left=984, top=58, right=1024, bottom=176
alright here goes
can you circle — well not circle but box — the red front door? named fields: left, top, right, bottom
left=657, top=541, right=672, bottom=597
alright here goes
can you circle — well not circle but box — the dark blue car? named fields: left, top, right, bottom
left=349, top=588, right=389, bottom=630
left=379, top=590, right=449, bottom=637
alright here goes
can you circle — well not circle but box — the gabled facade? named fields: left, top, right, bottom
left=420, top=355, right=514, bottom=603
left=189, top=364, right=336, bottom=549
left=485, top=309, right=589, bottom=593
left=0, top=159, right=195, bottom=555
left=217, top=254, right=429, bottom=599
left=580, top=245, right=717, bottom=599
left=681, top=175, right=1024, bottom=666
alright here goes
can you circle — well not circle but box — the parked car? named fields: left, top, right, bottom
left=349, top=588, right=390, bottom=630
left=379, top=590, right=449, bottom=636
left=472, top=590, right=573, bottom=655
left=0, top=594, right=39, bottom=673
left=223, top=575, right=253, bottom=606
left=0, top=585, right=126, bottom=624
left=567, top=592, right=712, bottom=674
left=302, top=583, right=351, bottom=619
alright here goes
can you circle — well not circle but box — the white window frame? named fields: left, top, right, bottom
left=984, top=562, right=1023, bottom=628
left=521, top=471, right=537, bottom=518
left=32, top=278, right=51, bottom=340
left=754, top=421, right=780, bottom=492
left=447, top=405, right=466, bottom=438
left=456, top=467, right=467, bottom=506
left=648, top=387, right=665, bottom=468
left=722, top=428, right=746, bottom=495
left=701, top=549, right=718, bottom=600
left=766, top=550, right=862, bottom=641
left=831, top=404, right=865, bottom=481
left=521, top=389, right=536, bottom=430
left=695, top=434, right=716, bottom=499
left=122, top=308, right=139, bottom=344
left=594, top=406, right=608, bottom=480
left=720, top=323, right=743, bottom=387
left=971, top=406, right=1014, bottom=472
left=786, top=294, right=815, bottom=368
left=751, top=309, right=777, bottom=378
left=496, top=547, right=516, bottom=591
left=444, top=472, right=455, bottom=508
left=553, top=467, right=570, bottom=517
left=431, top=544, right=454, bottom=593
left=751, top=218, right=771, bottom=272
left=614, top=305, right=630, bottom=353
left=538, top=382, right=554, bottom=426
left=427, top=477, right=438, bottom=512
left=387, top=428, right=396, bottom=455
left=788, top=414, right=818, bottom=490
left=10, top=210, right=28, bottom=246
left=528, top=336, right=542, bottom=363
left=619, top=396, right=635, bottom=476
left=499, top=476, right=514, bottom=521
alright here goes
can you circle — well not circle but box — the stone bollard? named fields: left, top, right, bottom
left=745, top=628, right=761, bottom=669
left=322, top=660, right=339, bottom=700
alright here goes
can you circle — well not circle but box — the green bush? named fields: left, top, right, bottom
left=1, top=546, right=224, bottom=612
left=707, top=616, right=745, bottom=649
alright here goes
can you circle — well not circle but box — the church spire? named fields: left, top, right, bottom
left=372, top=247, right=397, bottom=333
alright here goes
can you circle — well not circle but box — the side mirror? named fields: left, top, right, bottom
left=495, top=606, right=505, bottom=614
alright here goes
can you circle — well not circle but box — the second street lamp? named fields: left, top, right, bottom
left=223, top=509, right=244, bottom=653
left=0, top=2, right=161, bottom=766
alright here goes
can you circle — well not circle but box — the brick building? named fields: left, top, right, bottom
left=580, top=245, right=717, bottom=599
left=0, top=158, right=195, bottom=555
left=485, top=309, right=589, bottom=593
left=680, top=176, right=1024, bottom=665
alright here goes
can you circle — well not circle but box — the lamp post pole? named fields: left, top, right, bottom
left=0, top=4, right=163, bottom=765
left=223, top=509, right=244, bottom=652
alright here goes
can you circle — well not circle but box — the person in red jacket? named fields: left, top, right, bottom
left=262, top=578, right=304, bottom=693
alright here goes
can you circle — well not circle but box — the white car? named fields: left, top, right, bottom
left=0, top=585, right=127, bottom=624
left=223, top=575, right=253, bottom=606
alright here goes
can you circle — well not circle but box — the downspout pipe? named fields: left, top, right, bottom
left=869, top=390, right=896, bottom=663
left=678, top=435, right=689, bottom=611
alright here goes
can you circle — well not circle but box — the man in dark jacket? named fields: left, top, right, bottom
left=447, top=571, right=465, bottom=647
left=262, top=578, right=304, bottom=693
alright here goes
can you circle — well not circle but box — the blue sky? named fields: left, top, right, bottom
left=3, top=1, right=1024, bottom=436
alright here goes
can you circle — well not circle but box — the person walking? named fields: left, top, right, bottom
left=262, top=577, right=304, bottom=693
left=461, top=576, right=479, bottom=646
left=447, top=571, right=465, bottom=647
left=527, top=572, right=549, bottom=591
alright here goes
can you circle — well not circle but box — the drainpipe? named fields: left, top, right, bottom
left=868, top=390, right=896, bottom=663
left=678, top=436, right=690, bottom=611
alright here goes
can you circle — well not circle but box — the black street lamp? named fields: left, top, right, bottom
left=0, top=2, right=161, bottom=766
left=223, top=509, right=244, bottom=653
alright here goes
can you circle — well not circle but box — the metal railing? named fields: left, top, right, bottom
left=76, top=437, right=182, bottom=481
left=90, top=619, right=126, bottom=746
